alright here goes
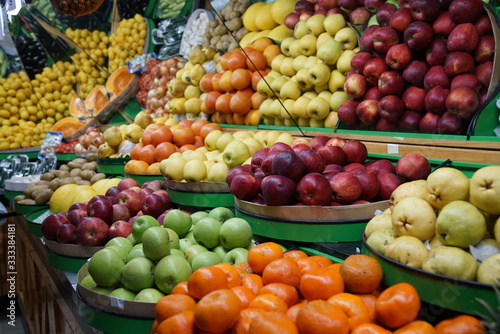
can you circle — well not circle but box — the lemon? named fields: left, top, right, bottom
left=243, top=2, right=266, bottom=32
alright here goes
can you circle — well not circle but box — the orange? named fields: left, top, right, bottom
left=359, top=294, right=377, bottom=323
left=296, top=257, right=321, bottom=275
left=233, top=261, right=254, bottom=277
left=199, top=122, right=223, bottom=140
left=339, top=254, right=383, bottom=294
left=187, top=266, right=229, bottom=300
left=328, top=263, right=342, bottom=272
left=299, top=267, right=344, bottom=301
left=351, top=323, right=393, bottom=334
left=156, top=310, right=196, bottom=334
left=295, top=299, right=349, bottom=334
left=231, top=285, right=257, bottom=309
left=308, top=255, right=334, bottom=268
left=130, top=142, right=144, bottom=160
left=172, top=126, right=195, bottom=147
left=241, top=273, right=264, bottom=295
left=124, top=159, right=149, bottom=174
left=262, top=258, right=302, bottom=288
left=252, top=38, right=274, bottom=52
left=246, top=51, right=268, bottom=71
left=394, top=320, right=437, bottom=334
left=247, top=293, right=289, bottom=313
left=155, top=294, right=197, bottom=323
left=147, top=162, right=161, bottom=174
left=231, top=69, right=252, bottom=90
left=139, top=144, right=157, bottom=165
left=171, top=281, right=189, bottom=295
left=248, top=311, right=298, bottom=334
left=259, top=283, right=299, bottom=308
left=194, top=289, right=242, bottom=333
left=213, top=263, right=242, bottom=288
left=375, top=283, right=421, bottom=329
left=286, top=302, right=305, bottom=323
left=154, top=141, right=177, bottom=162
left=327, top=292, right=372, bottom=330
left=435, top=315, right=486, bottom=334
left=283, top=250, right=308, bottom=261
left=247, top=242, right=284, bottom=274
left=191, top=119, right=209, bottom=137
left=231, top=308, right=266, bottom=334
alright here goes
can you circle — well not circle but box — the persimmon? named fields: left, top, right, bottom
left=199, top=122, right=222, bottom=140
left=190, top=119, right=209, bottom=136
left=251, top=70, right=267, bottom=91
left=219, top=70, right=234, bottom=92
left=130, top=142, right=144, bottom=160
left=124, top=159, right=149, bottom=174
left=219, top=52, right=232, bottom=71
left=246, top=51, right=268, bottom=71
left=252, top=37, right=275, bottom=52
left=215, top=93, right=232, bottom=114
left=263, top=44, right=281, bottom=67
left=178, top=119, right=194, bottom=128
left=154, top=141, right=177, bottom=162
left=225, top=113, right=235, bottom=124
left=200, top=73, right=214, bottom=92
left=227, top=52, right=248, bottom=70
left=172, top=126, right=195, bottom=147
left=139, top=144, right=156, bottom=165
left=204, top=91, right=221, bottom=114
left=232, top=112, right=246, bottom=125
left=231, top=68, right=252, bottom=90
left=141, top=129, right=153, bottom=145
left=244, top=109, right=261, bottom=126
left=150, top=124, right=173, bottom=146
left=211, top=72, right=223, bottom=92
left=230, top=91, right=252, bottom=115
left=251, top=91, right=267, bottom=109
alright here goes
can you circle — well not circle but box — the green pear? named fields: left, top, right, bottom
left=364, top=214, right=393, bottom=238
left=323, top=13, right=346, bottom=35
left=477, top=253, right=500, bottom=285
left=470, top=166, right=500, bottom=215
left=385, top=236, right=429, bottom=269
left=316, top=39, right=343, bottom=65
left=389, top=180, right=428, bottom=212
left=426, top=168, right=469, bottom=209
left=391, top=197, right=437, bottom=241
left=222, top=140, right=251, bottom=168
left=366, top=228, right=398, bottom=255
left=422, top=246, right=478, bottom=281
left=436, top=200, right=486, bottom=248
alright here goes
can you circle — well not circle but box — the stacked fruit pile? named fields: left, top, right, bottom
left=366, top=164, right=500, bottom=284
left=73, top=125, right=104, bottom=154
left=79, top=206, right=254, bottom=301
left=198, top=40, right=274, bottom=126
left=228, top=135, right=431, bottom=206
left=339, top=0, right=494, bottom=134
left=257, top=13, right=356, bottom=128
left=150, top=245, right=486, bottom=333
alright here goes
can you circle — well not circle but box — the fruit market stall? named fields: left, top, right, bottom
left=1, top=0, right=500, bottom=333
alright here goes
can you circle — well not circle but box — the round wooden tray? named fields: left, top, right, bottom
left=164, top=179, right=234, bottom=208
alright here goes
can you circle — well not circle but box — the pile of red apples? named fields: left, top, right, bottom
left=41, top=179, right=172, bottom=246
left=338, top=0, right=494, bottom=134
left=226, top=135, right=432, bottom=206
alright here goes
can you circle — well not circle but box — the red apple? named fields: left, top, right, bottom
left=329, top=172, right=362, bottom=204
left=87, top=198, right=114, bottom=224
left=377, top=173, right=403, bottom=200
left=317, top=0, right=338, bottom=10
left=108, top=220, right=133, bottom=239
left=105, top=186, right=121, bottom=198
left=284, top=12, right=300, bottom=29
left=378, top=95, right=404, bottom=122
left=325, top=137, right=347, bottom=148
left=474, top=35, right=495, bottom=64
left=350, top=52, right=373, bottom=74
left=364, top=87, right=384, bottom=101
left=363, top=57, right=389, bottom=87
left=272, top=150, right=305, bottom=182
left=424, top=65, right=451, bottom=90
left=342, top=140, right=368, bottom=164
left=344, top=72, right=367, bottom=99
left=323, top=164, right=345, bottom=176
left=56, top=224, right=78, bottom=244
left=444, top=51, right=475, bottom=77
left=142, top=179, right=166, bottom=191
left=230, top=173, right=261, bottom=201
left=419, top=112, right=441, bottom=133
left=295, top=0, right=315, bottom=13
left=261, top=152, right=280, bottom=176
left=404, top=21, right=434, bottom=50
left=338, top=99, right=360, bottom=127
left=474, top=14, right=492, bottom=36
left=425, top=39, right=450, bottom=67
left=77, top=217, right=109, bottom=246
left=66, top=209, right=87, bottom=227
left=141, top=193, right=168, bottom=218
left=378, top=71, right=404, bottom=96
left=261, top=175, right=297, bottom=206
left=376, top=118, right=399, bottom=132
left=402, top=60, right=429, bottom=88
left=344, top=162, right=366, bottom=174
left=138, top=187, right=154, bottom=200
left=424, top=86, right=450, bottom=115
left=356, top=99, right=380, bottom=126
left=438, top=111, right=465, bottom=134
left=366, top=159, right=396, bottom=175
left=448, top=0, right=484, bottom=23
left=68, top=202, right=87, bottom=212
left=298, top=148, right=326, bottom=174
left=447, top=23, right=479, bottom=52
left=359, top=25, right=378, bottom=52
left=402, top=86, right=426, bottom=112
left=226, top=165, right=252, bottom=187
left=87, top=195, right=110, bottom=207
left=395, top=153, right=431, bottom=181
left=385, top=44, right=413, bottom=70
left=398, top=110, right=423, bottom=132
left=251, top=147, right=270, bottom=172
left=111, top=203, right=131, bottom=223
left=446, top=87, right=479, bottom=120
left=475, top=61, right=493, bottom=87
left=364, top=0, right=386, bottom=12
left=338, top=0, right=358, bottom=10
left=376, top=2, right=398, bottom=26
left=432, top=11, right=457, bottom=36
left=41, top=213, right=70, bottom=241
left=398, top=0, right=410, bottom=8
left=372, top=26, right=400, bottom=53
left=293, top=143, right=312, bottom=154
left=297, top=172, right=333, bottom=206
left=389, top=7, right=413, bottom=32
left=355, top=169, right=380, bottom=201
left=309, top=135, right=330, bottom=151
left=450, top=73, right=481, bottom=93
left=117, top=178, right=140, bottom=191
left=316, top=145, right=346, bottom=166
left=153, top=189, right=171, bottom=209
left=409, top=0, right=440, bottom=22
left=116, top=189, right=142, bottom=216
left=350, top=7, right=371, bottom=27
left=268, top=142, right=294, bottom=155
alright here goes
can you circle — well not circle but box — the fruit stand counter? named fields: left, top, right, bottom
left=1, top=213, right=99, bottom=334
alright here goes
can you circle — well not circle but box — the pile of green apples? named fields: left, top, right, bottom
left=257, top=13, right=357, bottom=128
left=79, top=207, right=255, bottom=303
left=364, top=165, right=500, bottom=285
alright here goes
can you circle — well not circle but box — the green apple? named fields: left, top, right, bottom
left=307, top=96, right=330, bottom=120
left=126, top=243, right=145, bottom=263
left=222, top=140, right=251, bottom=168
left=192, top=211, right=209, bottom=225
left=204, top=129, right=224, bottom=151
left=132, top=215, right=160, bottom=243
left=105, top=237, right=133, bottom=254
left=165, top=227, right=180, bottom=249
left=209, top=207, right=234, bottom=222
left=280, top=38, right=294, bottom=57
left=183, top=159, right=207, bottom=182
left=191, top=251, right=222, bottom=271
left=336, top=50, right=356, bottom=73
left=215, top=133, right=235, bottom=152
left=134, top=288, right=165, bottom=303
left=268, top=99, right=283, bottom=118
left=334, top=27, right=358, bottom=50
left=232, top=131, right=254, bottom=140
left=184, top=244, right=209, bottom=265
left=292, top=55, right=308, bottom=72
left=193, top=217, right=223, bottom=249
left=294, top=21, right=308, bottom=39
left=185, top=230, right=195, bottom=241
left=330, top=91, right=349, bottom=111
left=299, top=34, right=317, bottom=56
left=106, top=245, right=129, bottom=263
left=164, top=156, right=187, bottom=181
left=270, top=75, right=288, bottom=94
left=271, top=53, right=286, bottom=71
left=316, top=32, right=334, bottom=50
left=163, top=209, right=192, bottom=238
left=205, top=149, right=220, bottom=161
left=109, top=288, right=137, bottom=301
left=257, top=76, right=275, bottom=97
left=289, top=39, right=302, bottom=58
left=307, top=14, right=326, bottom=35
left=127, top=233, right=137, bottom=245
left=207, top=161, right=229, bottom=182
left=317, top=39, right=342, bottom=65
left=280, top=81, right=301, bottom=100
left=80, top=274, right=96, bottom=289
left=88, top=248, right=125, bottom=287
left=280, top=99, right=295, bottom=120
left=154, top=254, right=192, bottom=294
left=304, top=56, right=321, bottom=69
left=323, top=13, right=346, bottom=35
left=308, top=63, right=331, bottom=86
left=328, top=70, right=345, bottom=92
left=179, top=238, right=197, bottom=252
left=89, top=285, right=114, bottom=295
left=295, top=68, right=312, bottom=91
left=324, top=112, right=338, bottom=131
left=223, top=247, right=249, bottom=265
left=297, top=117, right=310, bottom=127
left=170, top=248, right=184, bottom=257
left=213, top=245, right=230, bottom=260
left=318, top=91, right=333, bottom=102
left=183, top=150, right=207, bottom=162
left=142, top=226, right=171, bottom=262
left=293, top=96, right=311, bottom=119
left=121, top=257, right=155, bottom=292
left=219, top=218, right=253, bottom=250
left=242, top=137, right=264, bottom=156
